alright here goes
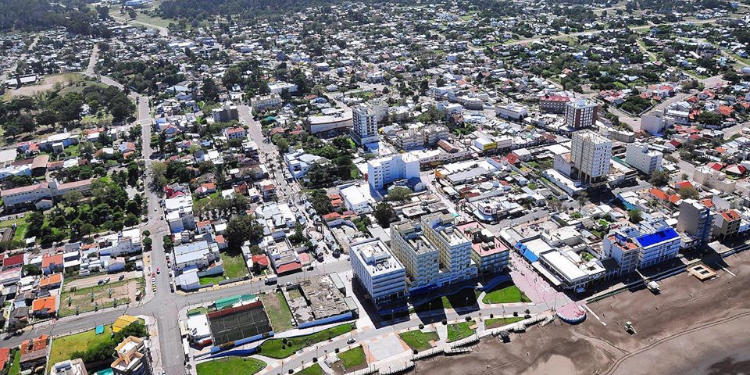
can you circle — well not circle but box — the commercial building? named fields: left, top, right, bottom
left=625, top=143, right=662, bottom=175
left=570, top=130, right=612, bottom=184
left=367, top=153, right=420, bottom=191
left=456, top=221, right=509, bottom=275
left=349, top=238, right=406, bottom=308
left=677, top=199, right=713, bottom=244
left=539, top=95, right=570, bottom=114
left=390, top=221, right=439, bottom=290
left=0, top=178, right=93, bottom=209
left=306, top=109, right=353, bottom=135
left=564, top=99, right=598, bottom=129
left=538, top=250, right=605, bottom=291
left=603, top=220, right=681, bottom=276
left=495, top=103, right=528, bottom=120
left=351, top=103, right=386, bottom=146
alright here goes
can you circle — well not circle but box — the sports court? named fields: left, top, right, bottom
left=208, top=302, right=272, bottom=345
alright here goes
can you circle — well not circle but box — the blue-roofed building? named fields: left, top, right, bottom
left=602, top=219, right=681, bottom=276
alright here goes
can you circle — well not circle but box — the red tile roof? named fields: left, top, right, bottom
left=41, top=254, right=63, bottom=269
left=3, top=254, right=24, bottom=268
left=276, top=261, right=301, bottom=275
left=0, top=347, right=10, bottom=372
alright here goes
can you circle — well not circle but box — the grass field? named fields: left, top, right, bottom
left=294, top=363, right=323, bottom=375
left=8, top=349, right=20, bottom=375
left=399, top=330, right=439, bottom=351
left=59, top=278, right=143, bottom=317
left=482, top=284, right=530, bottom=304
left=48, top=325, right=113, bottom=371
left=260, top=292, right=294, bottom=332
left=0, top=215, right=29, bottom=242
left=196, top=357, right=266, bottom=375
left=259, top=323, right=355, bottom=359
left=413, top=288, right=480, bottom=312
left=220, top=251, right=248, bottom=279
left=337, top=346, right=366, bottom=370
left=484, top=316, right=524, bottom=329
left=199, top=275, right=225, bottom=285
left=447, top=321, right=476, bottom=342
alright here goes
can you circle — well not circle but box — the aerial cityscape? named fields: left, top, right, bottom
left=0, top=0, right=749, bottom=374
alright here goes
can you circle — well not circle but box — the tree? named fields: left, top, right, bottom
left=649, top=169, right=671, bottom=187
left=225, top=215, right=263, bottom=250
left=202, top=77, right=219, bottom=103
left=628, top=209, right=643, bottom=224
left=386, top=187, right=411, bottom=202
left=373, top=202, right=394, bottom=228
left=128, top=9, right=137, bottom=19
left=142, top=237, right=152, bottom=251
left=678, top=185, right=699, bottom=200
left=150, top=161, right=168, bottom=189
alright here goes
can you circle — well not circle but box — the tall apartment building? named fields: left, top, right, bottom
left=351, top=103, right=383, bottom=145
left=677, top=199, right=713, bottom=244
left=565, top=99, right=598, bottom=129
left=420, top=213, right=477, bottom=283
left=111, top=336, right=151, bottom=375
left=603, top=219, right=681, bottom=276
left=570, top=130, right=612, bottom=184
left=625, top=143, right=663, bottom=175
left=367, top=153, right=420, bottom=191
left=390, top=221, right=439, bottom=290
left=349, top=238, right=407, bottom=308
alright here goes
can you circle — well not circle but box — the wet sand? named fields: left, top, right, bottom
left=410, top=253, right=750, bottom=375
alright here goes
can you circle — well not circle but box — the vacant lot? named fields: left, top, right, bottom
left=411, top=253, right=750, bottom=374
left=221, top=251, right=248, bottom=279
left=482, top=284, right=530, bottom=304
left=48, top=325, right=112, bottom=371
left=399, top=330, right=439, bottom=351
left=59, top=277, right=143, bottom=317
left=260, top=292, right=294, bottom=332
left=196, top=357, right=266, bottom=375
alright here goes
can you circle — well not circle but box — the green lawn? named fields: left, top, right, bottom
left=413, top=288, right=480, bottom=312
left=294, top=363, right=323, bottom=375
left=199, top=275, right=225, bottom=285
left=48, top=325, right=113, bottom=372
left=220, top=251, right=248, bottom=279
left=0, top=215, right=29, bottom=241
left=8, top=349, right=20, bottom=375
left=399, top=330, right=439, bottom=351
left=260, top=292, right=294, bottom=332
left=482, top=284, right=531, bottom=304
left=337, top=346, right=366, bottom=370
left=484, top=317, right=524, bottom=329
left=259, top=323, right=355, bottom=359
left=447, top=321, right=476, bottom=342
left=196, top=357, right=266, bottom=375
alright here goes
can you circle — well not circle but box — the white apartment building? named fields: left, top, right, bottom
left=390, top=221, right=439, bottom=290
left=367, top=153, right=420, bottom=191
left=350, top=238, right=407, bottom=308
left=421, top=213, right=477, bottom=284
left=351, top=103, right=385, bottom=145
left=495, top=103, right=529, bottom=120
left=602, top=220, right=681, bottom=276
left=625, top=143, right=663, bottom=175
left=251, top=94, right=282, bottom=113
left=571, top=130, right=612, bottom=184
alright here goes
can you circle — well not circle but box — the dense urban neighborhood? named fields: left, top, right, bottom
left=1, top=0, right=750, bottom=374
